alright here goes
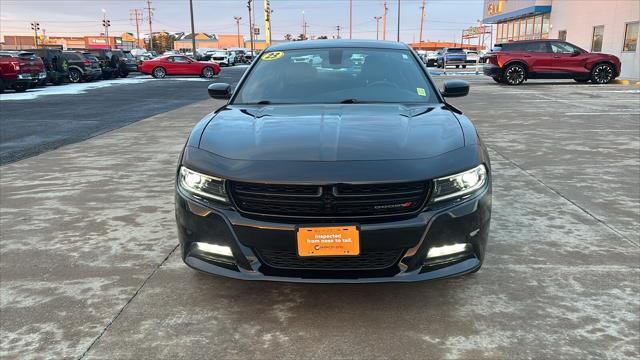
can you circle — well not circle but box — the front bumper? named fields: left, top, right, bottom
left=175, top=183, right=491, bottom=283
left=483, top=64, right=501, bottom=77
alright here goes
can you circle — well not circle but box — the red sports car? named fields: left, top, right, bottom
left=139, top=55, right=220, bottom=79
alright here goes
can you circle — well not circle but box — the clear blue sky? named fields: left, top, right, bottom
left=1, top=0, right=484, bottom=43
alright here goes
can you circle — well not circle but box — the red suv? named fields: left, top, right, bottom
left=484, top=40, right=621, bottom=85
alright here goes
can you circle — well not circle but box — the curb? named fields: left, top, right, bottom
left=611, top=79, right=640, bottom=86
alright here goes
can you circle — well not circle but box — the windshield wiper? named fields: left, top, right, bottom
left=251, top=100, right=271, bottom=105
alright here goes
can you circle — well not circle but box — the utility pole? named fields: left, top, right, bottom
left=130, top=9, right=143, bottom=48
left=189, top=0, right=196, bottom=56
left=247, top=1, right=254, bottom=55
left=396, top=0, right=400, bottom=42
left=264, top=0, right=272, bottom=45
left=418, top=0, right=425, bottom=48
left=233, top=16, right=242, bottom=47
left=145, top=0, right=155, bottom=52
left=30, top=21, right=40, bottom=48
left=349, top=0, right=352, bottom=39
left=374, top=16, right=382, bottom=40
left=382, top=1, right=388, bottom=40
left=336, top=25, right=341, bottom=39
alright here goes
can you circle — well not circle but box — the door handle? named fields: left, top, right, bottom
left=553, top=55, right=561, bottom=58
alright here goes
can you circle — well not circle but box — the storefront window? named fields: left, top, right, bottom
left=541, top=13, right=550, bottom=37
left=623, top=22, right=638, bottom=52
left=525, top=17, right=533, bottom=39
left=519, top=18, right=526, bottom=39
left=591, top=25, right=604, bottom=52
left=534, top=15, right=542, bottom=38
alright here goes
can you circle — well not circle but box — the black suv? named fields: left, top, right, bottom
left=111, top=49, right=133, bottom=78
left=82, top=49, right=118, bottom=80
left=62, top=51, right=102, bottom=83
left=27, top=48, right=69, bottom=85
left=122, top=51, right=139, bottom=73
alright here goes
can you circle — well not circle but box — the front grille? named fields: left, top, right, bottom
left=256, top=248, right=404, bottom=270
left=229, top=181, right=429, bottom=218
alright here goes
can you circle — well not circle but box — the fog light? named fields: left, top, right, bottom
left=194, top=242, right=233, bottom=257
left=426, top=243, right=469, bottom=259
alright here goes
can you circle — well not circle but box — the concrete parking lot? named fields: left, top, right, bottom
left=1, top=76, right=639, bottom=359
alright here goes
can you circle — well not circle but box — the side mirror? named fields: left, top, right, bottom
left=571, top=49, right=581, bottom=56
left=441, top=80, right=469, bottom=98
left=208, top=83, right=232, bottom=99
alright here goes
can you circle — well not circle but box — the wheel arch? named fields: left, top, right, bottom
left=503, top=60, right=529, bottom=74
left=67, top=65, right=83, bottom=74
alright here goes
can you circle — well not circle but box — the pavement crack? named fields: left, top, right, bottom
left=488, top=145, right=638, bottom=247
left=78, top=244, right=180, bottom=359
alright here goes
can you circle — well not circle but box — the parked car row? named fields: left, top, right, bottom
left=418, top=48, right=483, bottom=68
left=0, top=47, right=145, bottom=93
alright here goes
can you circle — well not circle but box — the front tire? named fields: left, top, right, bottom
left=152, top=67, right=166, bottom=79
left=201, top=66, right=215, bottom=79
left=503, top=63, right=526, bottom=85
left=591, top=63, right=614, bottom=84
left=69, top=69, right=82, bottom=83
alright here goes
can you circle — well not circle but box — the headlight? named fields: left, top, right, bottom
left=431, top=164, right=487, bottom=203
left=178, top=166, right=228, bottom=203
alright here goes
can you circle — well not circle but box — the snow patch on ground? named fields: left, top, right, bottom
left=0, top=76, right=219, bottom=101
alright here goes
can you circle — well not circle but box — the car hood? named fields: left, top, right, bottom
left=198, top=104, right=464, bottom=161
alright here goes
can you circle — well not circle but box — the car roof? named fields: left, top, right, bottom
left=265, top=39, right=410, bottom=52
left=497, top=39, right=562, bottom=45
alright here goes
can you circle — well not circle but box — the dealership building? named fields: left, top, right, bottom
left=483, top=0, right=639, bottom=79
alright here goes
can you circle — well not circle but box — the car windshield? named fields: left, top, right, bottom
left=447, top=48, right=465, bottom=53
left=233, top=47, right=436, bottom=105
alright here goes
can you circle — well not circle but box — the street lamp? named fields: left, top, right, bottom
left=374, top=16, right=382, bottom=40
left=234, top=16, right=242, bottom=47
left=101, top=9, right=111, bottom=46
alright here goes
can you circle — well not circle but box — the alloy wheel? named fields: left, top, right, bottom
left=153, top=67, right=166, bottom=78
left=505, top=65, right=525, bottom=85
left=69, top=70, right=81, bottom=83
left=592, top=64, right=613, bottom=84
left=203, top=67, right=214, bottom=78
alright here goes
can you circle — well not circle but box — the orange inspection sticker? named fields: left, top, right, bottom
left=416, top=87, right=426, bottom=96
left=297, top=226, right=360, bottom=257
left=262, top=51, right=284, bottom=60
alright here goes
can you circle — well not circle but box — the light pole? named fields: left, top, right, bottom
left=247, top=1, right=254, bottom=55
left=349, top=0, right=352, bottom=39
left=418, top=0, right=425, bottom=48
left=396, top=0, right=400, bottom=42
left=101, top=9, right=111, bottom=46
left=374, top=16, right=382, bottom=40
left=30, top=21, right=40, bottom=48
left=234, top=16, right=242, bottom=47
left=189, top=0, right=196, bottom=56
left=302, top=10, right=306, bottom=40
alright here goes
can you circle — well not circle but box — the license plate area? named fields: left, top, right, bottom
left=297, top=225, right=360, bottom=257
